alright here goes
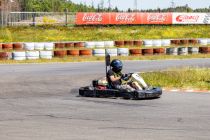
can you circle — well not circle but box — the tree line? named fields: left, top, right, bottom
left=19, top=0, right=118, bottom=12
left=19, top=0, right=210, bottom=13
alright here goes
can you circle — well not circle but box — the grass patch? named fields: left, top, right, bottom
left=1, top=25, right=210, bottom=42
left=141, top=68, right=210, bottom=90
left=0, top=54, right=210, bottom=64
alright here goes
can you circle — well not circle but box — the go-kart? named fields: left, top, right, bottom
left=79, top=55, right=162, bottom=100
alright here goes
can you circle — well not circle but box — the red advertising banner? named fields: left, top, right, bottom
left=76, top=12, right=109, bottom=25
left=109, top=13, right=142, bottom=24
left=141, top=13, right=172, bottom=24
left=76, top=12, right=173, bottom=25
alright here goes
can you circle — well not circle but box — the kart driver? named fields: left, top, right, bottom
left=107, top=59, right=148, bottom=91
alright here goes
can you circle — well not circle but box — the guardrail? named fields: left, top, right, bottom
left=5, top=12, right=76, bottom=26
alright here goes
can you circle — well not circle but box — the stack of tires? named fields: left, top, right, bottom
left=129, top=49, right=142, bottom=56
left=85, top=41, right=115, bottom=49
left=143, top=40, right=153, bottom=47
left=117, top=48, right=129, bottom=56
left=207, top=39, right=210, bottom=45
left=106, top=48, right=118, bottom=56
left=166, top=48, right=178, bottom=55
left=198, top=39, right=208, bottom=46
left=0, top=52, right=12, bottom=60
left=178, top=47, right=188, bottom=55
left=93, top=49, right=105, bottom=56
left=104, top=41, right=115, bottom=47
left=85, top=42, right=96, bottom=49
left=188, top=47, right=199, bottom=54
left=153, top=40, right=162, bottom=47
left=199, top=47, right=210, bottom=54
left=79, top=50, right=92, bottom=56
left=161, top=39, right=171, bottom=46
left=12, top=42, right=54, bottom=60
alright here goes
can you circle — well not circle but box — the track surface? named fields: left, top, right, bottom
left=0, top=58, right=210, bottom=140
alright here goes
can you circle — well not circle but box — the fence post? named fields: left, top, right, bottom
left=32, top=9, right=36, bottom=26
left=65, top=8, right=68, bottom=26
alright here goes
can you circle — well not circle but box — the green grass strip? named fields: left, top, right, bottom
left=141, top=68, right=210, bottom=90
left=1, top=25, right=210, bottom=42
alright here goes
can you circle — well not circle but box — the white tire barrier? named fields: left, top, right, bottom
left=207, top=39, right=210, bottom=44
left=26, top=51, right=40, bottom=60
left=161, top=39, right=171, bottom=46
left=85, top=42, right=95, bottom=49
left=153, top=40, right=162, bottom=47
left=24, top=43, right=34, bottom=51
left=188, top=47, right=199, bottom=54
left=40, top=51, right=53, bottom=59
left=95, top=41, right=105, bottom=48
left=106, top=48, right=118, bottom=56
left=117, top=48, right=129, bottom=56
left=166, top=48, right=178, bottom=55
left=178, top=47, right=188, bottom=55
left=198, top=39, right=208, bottom=45
left=44, top=43, right=54, bottom=50
left=12, top=51, right=26, bottom=61
left=34, top=43, right=45, bottom=50
left=93, top=49, right=105, bottom=56
left=143, top=40, right=153, bottom=47
left=104, top=41, right=115, bottom=47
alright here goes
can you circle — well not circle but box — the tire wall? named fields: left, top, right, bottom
left=0, top=40, right=209, bottom=61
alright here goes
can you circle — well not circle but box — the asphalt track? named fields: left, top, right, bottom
left=0, top=58, right=210, bottom=140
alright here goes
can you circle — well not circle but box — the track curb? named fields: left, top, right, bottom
left=163, top=88, right=210, bottom=93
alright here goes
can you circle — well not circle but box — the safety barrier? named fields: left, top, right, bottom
left=0, top=39, right=210, bottom=60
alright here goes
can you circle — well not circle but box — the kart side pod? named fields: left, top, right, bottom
left=79, top=85, right=162, bottom=100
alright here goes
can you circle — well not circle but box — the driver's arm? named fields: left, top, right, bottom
left=109, top=75, right=121, bottom=82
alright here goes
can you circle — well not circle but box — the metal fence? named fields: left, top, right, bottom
left=1, top=12, right=76, bottom=26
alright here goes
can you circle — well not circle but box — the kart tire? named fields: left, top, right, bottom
left=188, top=47, right=199, bottom=54
left=40, top=51, right=53, bottom=59
left=153, top=40, right=162, bottom=47
left=134, top=40, right=143, bottom=46
left=65, top=42, right=74, bottom=48
left=143, top=40, right=153, bottom=47
left=189, top=39, right=198, bottom=44
left=79, top=87, right=96, bottom=97
left=95, top=41, right=105, bottom=48
left=79, top=50, right=92, bottom=56
left=85, top=42, right=95, bottom=48
left=13, top=43, right=23, bottom=50
left=24, top=43, right=35, bottom=50
left=104, top=41, right=114, bottom=47
left=198, top=39, right=208, bottom=45
left=44, top=43, right=54, bottom=50
left=34, top=43, right=45, bottom=50
left=117, top=48, right=129, bottom=56
left=2, top=43, right=13, bottom=50
left=13, top=51, right=26, bottom=57
left=161, top=39, right=171, bottom=46
left=74, top=42, right=85, bottom=48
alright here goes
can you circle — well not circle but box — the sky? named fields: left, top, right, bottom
left=70, top=0, right=210, bottom=10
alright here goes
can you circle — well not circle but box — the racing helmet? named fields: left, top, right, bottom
left=110, top=59, right=123, bottom=73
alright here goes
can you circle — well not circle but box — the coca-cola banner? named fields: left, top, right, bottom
left=76, top=12, right=210, bottom=25
left=110, top=13, right=142, bottom=24
left=142, top=13, right=172, bottom=24
left=173, top=13, right=210, bottom=24
left=76, top=12, right=109, bottom=25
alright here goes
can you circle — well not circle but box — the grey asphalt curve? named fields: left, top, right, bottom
left=0, top=58, right=210, bottom=140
